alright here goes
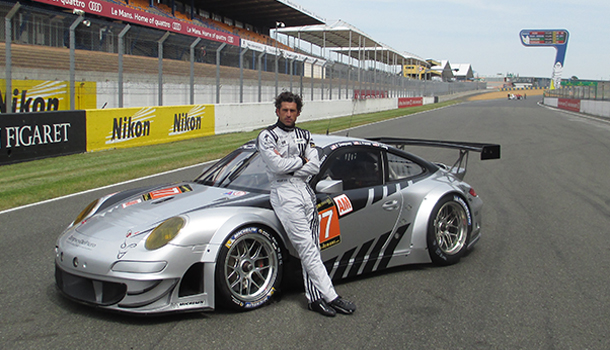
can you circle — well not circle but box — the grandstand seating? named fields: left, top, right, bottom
left=0, top=42, right=294, bottom=83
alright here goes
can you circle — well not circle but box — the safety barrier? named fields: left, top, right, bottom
left=1, top=96, right=437, bottom=164
left=543, top=97, right=610, bottom=118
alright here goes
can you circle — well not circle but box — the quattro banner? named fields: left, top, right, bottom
left=0, top=111, right=87, bottom=164
left=32, top=0, right=239, bottom=46
left=86, top=104, right=215, bottom=152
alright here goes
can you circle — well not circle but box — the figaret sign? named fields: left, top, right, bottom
left=519, top=29, right=569, bottom=89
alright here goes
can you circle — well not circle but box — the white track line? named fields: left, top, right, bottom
left=0, top=160, right=216, bottom=216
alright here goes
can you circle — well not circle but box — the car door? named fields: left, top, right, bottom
left=314, top=145, right=404, bottom=280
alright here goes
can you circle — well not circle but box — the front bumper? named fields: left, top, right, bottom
left=54, top=240, right=220, bottom=314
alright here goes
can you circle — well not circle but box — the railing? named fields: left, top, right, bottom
left=544, top=82, right=610, bottom=101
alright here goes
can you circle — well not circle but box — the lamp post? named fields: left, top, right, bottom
left=275, top=21, right=285, bottom=96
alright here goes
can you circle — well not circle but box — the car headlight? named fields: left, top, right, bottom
left=72, top=199, right=100, bottom=226
left=145, top=217, right=185, bottom=250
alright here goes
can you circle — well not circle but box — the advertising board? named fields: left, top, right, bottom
left=86, top=104, right=215, bottom=152
left=1, top=79, right=96, bottom=114
left=0, top=111, right=87, bottom=164
left=398, top=97, right=423, bottom=108
left=32, top=0, right=239, bottom=46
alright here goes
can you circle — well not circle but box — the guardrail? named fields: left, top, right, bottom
left=1, top=96, right=438, bottom=164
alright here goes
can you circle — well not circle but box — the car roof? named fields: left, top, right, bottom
left=310, top=134, right=382, bottom=149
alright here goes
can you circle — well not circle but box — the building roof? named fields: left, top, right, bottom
left=194, top=0, right=325, bottom=28
left=450, top=63, right=473, bottom=77
left=278, top=20, right=425, bottom=66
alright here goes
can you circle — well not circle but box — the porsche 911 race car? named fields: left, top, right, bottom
left=55, top=134, right=500, bottom=314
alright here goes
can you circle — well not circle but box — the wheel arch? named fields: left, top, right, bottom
left=205, top=208, right=292, bottom=262
left=409, top=186, right=471, bottom=254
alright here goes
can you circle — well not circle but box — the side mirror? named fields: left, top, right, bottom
left=315, top=179, right=343, bottom=194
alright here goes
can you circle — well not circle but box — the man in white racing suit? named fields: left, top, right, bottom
left=256, top=92, right=356, bottom=317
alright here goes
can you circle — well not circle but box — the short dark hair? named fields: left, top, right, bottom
left=274, top=91, right=303, bottom=112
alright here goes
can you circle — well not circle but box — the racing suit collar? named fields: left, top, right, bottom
left=275, top=120, right=295, bottom=132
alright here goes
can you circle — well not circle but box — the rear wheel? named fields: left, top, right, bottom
left=427, top=195, right=472, bottom=265
left=215, top=226, right=283, bottom=311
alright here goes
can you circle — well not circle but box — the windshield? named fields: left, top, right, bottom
left=195, top=148, right=271, bottom=192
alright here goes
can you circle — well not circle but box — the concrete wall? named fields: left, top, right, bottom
left=543, top=97, right=610, bottom=118
left=581, top=100, right=610, bottom=117
left=215, top=98, right=400, bottom=134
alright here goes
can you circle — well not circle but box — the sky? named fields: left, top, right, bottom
left=290, top=0, right=610, bottom=80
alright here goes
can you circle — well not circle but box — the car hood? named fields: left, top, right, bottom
left=74, top=182, right=267, bottom=241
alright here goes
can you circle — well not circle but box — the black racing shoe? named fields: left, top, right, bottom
left=308, top=299, right=336, bottom=317
left=329, top=297, right=356, bottom=314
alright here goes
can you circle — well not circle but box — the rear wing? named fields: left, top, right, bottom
left=366, top=137, right=500, bottom=180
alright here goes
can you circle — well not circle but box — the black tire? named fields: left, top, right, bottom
left=427, top=194, right=472, bottom=266
left=215, top=226, right=283, bottom=311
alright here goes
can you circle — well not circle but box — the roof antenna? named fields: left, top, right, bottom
left=326, top=118, right=331, bottom=135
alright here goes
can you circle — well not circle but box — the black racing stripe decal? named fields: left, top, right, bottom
left=362, top=231, right=391, bottom=275
left=371, top=186, right=383, bottom=204
left=347, top=239, right=375, bottom=278
left=377, top=223, right=410, bottom=270
left=333, top=247, right=357, bottom=280
left=348, top=190, right=368, bottom=211
left=386, top=184, right=397, bottom=196
left=324, top=257, right=337, bottom=275
left=221, top=194, right=272, bottom=210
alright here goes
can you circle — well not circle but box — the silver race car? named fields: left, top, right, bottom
left=55, top=134, right=500, bottom=314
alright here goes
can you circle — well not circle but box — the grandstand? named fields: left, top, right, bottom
left=1, top=0, right=484, bottom=109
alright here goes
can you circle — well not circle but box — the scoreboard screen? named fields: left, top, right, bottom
left=519, top=29, right=569, bottom=90
left=520, top=30, right=568, bottom=46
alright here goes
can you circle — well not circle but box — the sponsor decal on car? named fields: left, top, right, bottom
left=117, top=229, right=146, bottom=259
left=122, top=198, right=142, bottom=209
left=66, top=234, right=97, bottom=250
left=142, top=184, right=192, bottom=201
left=328, top=140, right=388, bottom=151
left=178, top=300, right=205, bottom=307
left=333, top=194, right=353, bottom=216
left=223, top=190, right=247, bottom=197
left=317, top=197, right=341, bottom=250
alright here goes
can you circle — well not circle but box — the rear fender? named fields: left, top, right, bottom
left=409, top=185, right=469, bottom=254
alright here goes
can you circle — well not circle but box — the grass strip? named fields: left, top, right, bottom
left=0, top=100, right=459, bottom=211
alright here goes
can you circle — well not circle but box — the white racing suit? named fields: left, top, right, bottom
left=257, top=122, right=339, bottom=303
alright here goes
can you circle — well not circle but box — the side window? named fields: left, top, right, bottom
left=321, top=148, right=382, bottom=190
left=387, top=152, right=425, bottom=181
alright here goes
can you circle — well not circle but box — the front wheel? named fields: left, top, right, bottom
left=215, top=226, right=283, bottom=311
left=427, top=195, right=472, bottom=266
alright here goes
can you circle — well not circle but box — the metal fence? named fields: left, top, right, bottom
left=544, top=81, right=610, bottom=101
left=1, top=1, right=486, bottom=111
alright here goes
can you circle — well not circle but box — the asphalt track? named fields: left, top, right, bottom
left=2, top=97, right=609, bottom=349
